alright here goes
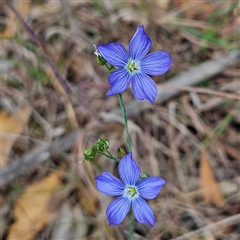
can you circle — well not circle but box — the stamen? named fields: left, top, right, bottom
left=124, top=186, right=139, bottom=200
left=126, top=60, right=140, bottom=73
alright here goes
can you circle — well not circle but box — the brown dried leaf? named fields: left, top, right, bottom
left=0, top=107, right=31, bottom=169
left=16, top=0, right=31, bottom=17
left=1, top=1, right=31, bottom=38
left=78, top=184, right=98, bottom=216
left=78, top=161, right=98, bottom=216
left=7, top=173, right=64, bottom=240
left=155, top=0, right=170, bottom=11
left=199, top=149, right=224, bottom=207
left=1, top=5, right=17, bottom=38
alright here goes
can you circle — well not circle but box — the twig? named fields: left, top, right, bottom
left=157, top=85, right=240, bottom=100
left=175, top=213, right=240, bottom=240
left=110, top=50, right=240, bottom=118
left=0, top=130, right=81, bottom=188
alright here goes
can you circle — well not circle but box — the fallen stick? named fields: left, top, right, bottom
left=0, top=130, right=81, bottom=188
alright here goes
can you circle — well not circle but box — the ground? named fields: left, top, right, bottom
left=1, top=1, right=239, bottom=240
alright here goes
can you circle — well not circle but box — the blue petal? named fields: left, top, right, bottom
left=131, top=73, right=157, bottom=104
left=141, top=51, right=172, bottom=76
left=132, top=197, right=155, bottom=226
left=106, top=196, right=131, bottom=226
left=97, top=43, right=128, bottom=67
left=106, top=69, right=131, bottom=96
left=119, top=152, right=141, bottom=185
left=129, top=26, right=151, bottom=60
left=137, top=177, right=166, bottom=199
left=95, top=172, right=125, bottom=196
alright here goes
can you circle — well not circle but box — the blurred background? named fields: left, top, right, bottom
left=1, top=0, right=239, bottom=239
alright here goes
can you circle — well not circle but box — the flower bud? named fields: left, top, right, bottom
left=97, top=56, right=107, bottom=65
left=97, top=138, right=110, bottom=152
left=117, top=147, right=127, bottom=158
left=83, top=148, right=96, bottom=161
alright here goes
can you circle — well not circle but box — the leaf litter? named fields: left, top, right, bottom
left=1, top=0, right=239, bottom=239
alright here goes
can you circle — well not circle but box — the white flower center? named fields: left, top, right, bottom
left=123, top=185, right=139, bottom=201
left=126, top=60, right=140, bottom=74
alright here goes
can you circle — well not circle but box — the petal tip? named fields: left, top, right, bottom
left=149, top=99, right=155, bottom=105
left=106, top=91, right=113, bottom=97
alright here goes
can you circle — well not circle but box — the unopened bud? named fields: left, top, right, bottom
left=117, top=147, right=127, bottom=158
left=83, top=148, right=96, bottom=161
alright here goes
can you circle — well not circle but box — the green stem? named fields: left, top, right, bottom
left=106, top=150, right=120, bottom=162
left=117, top=93, right=132, bottom=152
left=105, top=63, right=115, bottom=72
left=128, top=211, right=135, bottom=240
left=100, top=152, right=120, bottom=162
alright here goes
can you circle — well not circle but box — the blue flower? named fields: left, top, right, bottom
left=97, top=25, right=172, bottom=104
left=95, top=152, right=166, bottom=226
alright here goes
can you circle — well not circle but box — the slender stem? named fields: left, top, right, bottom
left=106, top=150, right=120, bottom=162
left=128, top=211, right=135, bottom=240
left=104, top=63, right=115, bottom=72
left=100, top=152, right=119, bottom=162
left=117, top=93, right=132, bottom=152
left=99, top=56, right=134, bottom=237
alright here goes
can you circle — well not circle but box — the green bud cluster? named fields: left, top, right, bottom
left=84, top=138, right=110, bottom=161
left=96, top=138, right=110, bottom=152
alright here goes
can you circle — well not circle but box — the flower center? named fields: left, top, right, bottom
left=124, top=185, right=139, bottom=200
left=126, top=60, right=140, bottom=73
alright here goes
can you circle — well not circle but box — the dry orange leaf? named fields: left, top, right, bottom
left=7, top=173, right=64, bottom=240
left=0, top=107, right=31, bottom=169
left=16, top=0, right=31, bottom=17
left=155, top=0, right=170, bottom=11
left=77, top=161, right=98, bottom=216
left=1, top=5, right=17, bottom=38
left=200, top=149, right=224, bottom=207
left=78, top=184, right=98, bottom=216
left=1, top=1, right=31, bottom=38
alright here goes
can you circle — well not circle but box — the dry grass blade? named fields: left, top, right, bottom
left=221, top=142, right=240, bottom=161
left=199, top=149, right=224, bottom=207
left=182, top=96, right=205, bottom=134
left=44, top=66, right=78, bottom=129
left=59, top=0, right=93, bottom=50
left=176, top=213, right=240, bottom=240
left=158, top=85, right=240, bottom=100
